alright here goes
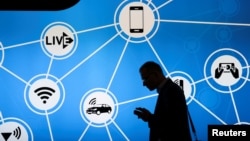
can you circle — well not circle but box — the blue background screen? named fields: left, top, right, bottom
left=0, top=0, right=249, bottom=141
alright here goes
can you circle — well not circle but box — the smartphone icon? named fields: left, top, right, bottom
left=129, top=6, right=144, bottom=33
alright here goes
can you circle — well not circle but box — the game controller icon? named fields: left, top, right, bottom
left=215, top=62, right=239, bottom=79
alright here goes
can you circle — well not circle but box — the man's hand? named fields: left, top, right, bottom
left=133, top=107, right=152, bottom=122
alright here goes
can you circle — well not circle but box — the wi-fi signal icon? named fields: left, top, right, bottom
left=13, top=126, right=21, bottom=139
left=89, top=98, right=96, bottom=105
left=34, top=87, right=55, bottom=104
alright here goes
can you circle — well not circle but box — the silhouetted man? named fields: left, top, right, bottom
left=134, top=61, right=192, bottom=141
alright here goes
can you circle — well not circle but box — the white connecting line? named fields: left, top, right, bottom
left=159, top=19, right=250, bottom=27
left=0, top=111, right=4, bottom=124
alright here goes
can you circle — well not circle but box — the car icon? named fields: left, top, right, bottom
left=86, top=104, right=112, bottom=115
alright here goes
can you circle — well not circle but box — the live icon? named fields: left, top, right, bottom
left=208, top=125, right=250, bottom=141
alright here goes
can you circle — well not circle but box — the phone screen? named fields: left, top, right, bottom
left=129, top=6, right=144, bottom=33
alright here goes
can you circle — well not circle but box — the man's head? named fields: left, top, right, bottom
left=139, top=61, right=166, bottom=91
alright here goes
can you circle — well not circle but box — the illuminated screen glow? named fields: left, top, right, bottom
left=0, top=0, right=250, bottom=141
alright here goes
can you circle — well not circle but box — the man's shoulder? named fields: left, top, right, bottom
left=162, top=78, right=183, bottom=92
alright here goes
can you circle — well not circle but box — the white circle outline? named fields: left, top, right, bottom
left=114, top=0, right=160, bottom=43
left=79, top=88, right=119, bottom=128
left=204, top=48, right=249, bottom=93
left=0, top=117, right=34, bottom=141
left=24, top=74, right=65, bottom=115
left=40, top=22, right=78, bottom=60
left=0, top=42, right=4, bottom=66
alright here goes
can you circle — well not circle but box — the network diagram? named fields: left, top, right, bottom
left=0, top=0, right=250, bottom=141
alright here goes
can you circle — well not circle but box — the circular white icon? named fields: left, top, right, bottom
left=40, top=22, right=78, bottom=59
left=28, top=78, right=60, bottom=111
left=211, top=55, right=242, bottom=86
left=204, top=48, right=249, bottom=93
left=115, top=1, right=160, bottom=43
left=0, top=119, right=32, bottom=141
left=80, top=88, right=118, bottom=127
left=24, top=74, right=65, bottom=115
